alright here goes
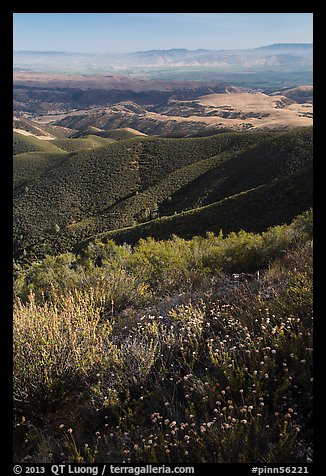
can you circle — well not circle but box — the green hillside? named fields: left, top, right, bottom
left=12, top=121, right=313, bottom=464
left=13, top=128, right=312, bottom=261
left=13, top=151, right=68, bottom=189
left=76, top=166, right=312, bottom=250
left=99, top=128, right=147, bottom=140
left=78, top=127, right=147, bottom=141
left=52, top=134, right=114, bottom=152
left=13, top=131, right=65, bottom=155
left=13, top=117, right=75, bottom=139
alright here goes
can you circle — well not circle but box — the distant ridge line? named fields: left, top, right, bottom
left=14, top=43, right=313, bottom=55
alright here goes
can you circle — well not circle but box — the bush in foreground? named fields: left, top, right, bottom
left=13, top=212, right=313, bottom=463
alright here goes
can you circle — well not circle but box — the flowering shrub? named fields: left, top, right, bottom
left=13, top=212, right=313, bottom=463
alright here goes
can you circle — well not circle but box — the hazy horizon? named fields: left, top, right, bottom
left=14, top=13, right=313, bottom=54
left=13, top=42, right=313, bottom=56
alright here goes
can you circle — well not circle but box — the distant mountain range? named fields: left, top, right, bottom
left=13, top=43, right=312, bottom=73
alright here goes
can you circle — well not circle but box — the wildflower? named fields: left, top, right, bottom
left=240, top=420, right=248, bottom=425
left=59, top=424, right=64, bottom=429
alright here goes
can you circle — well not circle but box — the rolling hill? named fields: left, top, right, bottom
left=13, top=131, right=64, bottom=155
left=73, top=126, right=147, bottom=141
left=77, top=165, right=311, bottom=251
left=13, top=117, right=74, bottom=139
left=14, top=151, right=67, bottom=189
left=13, top=127, right=116, bottom=155
left=13, top=127, right=312, bottom=261
left=52, top=135, right=114, bottom=152
left=55, top=91, right=312, bottom=135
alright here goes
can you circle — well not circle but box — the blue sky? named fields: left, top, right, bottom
left=13, top=13, right=313, bottom=53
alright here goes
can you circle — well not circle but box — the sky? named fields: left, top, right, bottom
left=13, top=13, right=313, bottom=54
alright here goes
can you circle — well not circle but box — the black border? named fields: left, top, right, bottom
left=5, top=3, right=321, bottom=475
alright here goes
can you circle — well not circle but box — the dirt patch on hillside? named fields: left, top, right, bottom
left=13, top=128, right=55, bottom=141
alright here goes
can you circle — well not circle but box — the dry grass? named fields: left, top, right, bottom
left=13, top=128, right=55, bottom=141
left=13, top=290, right=114, bottom=412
